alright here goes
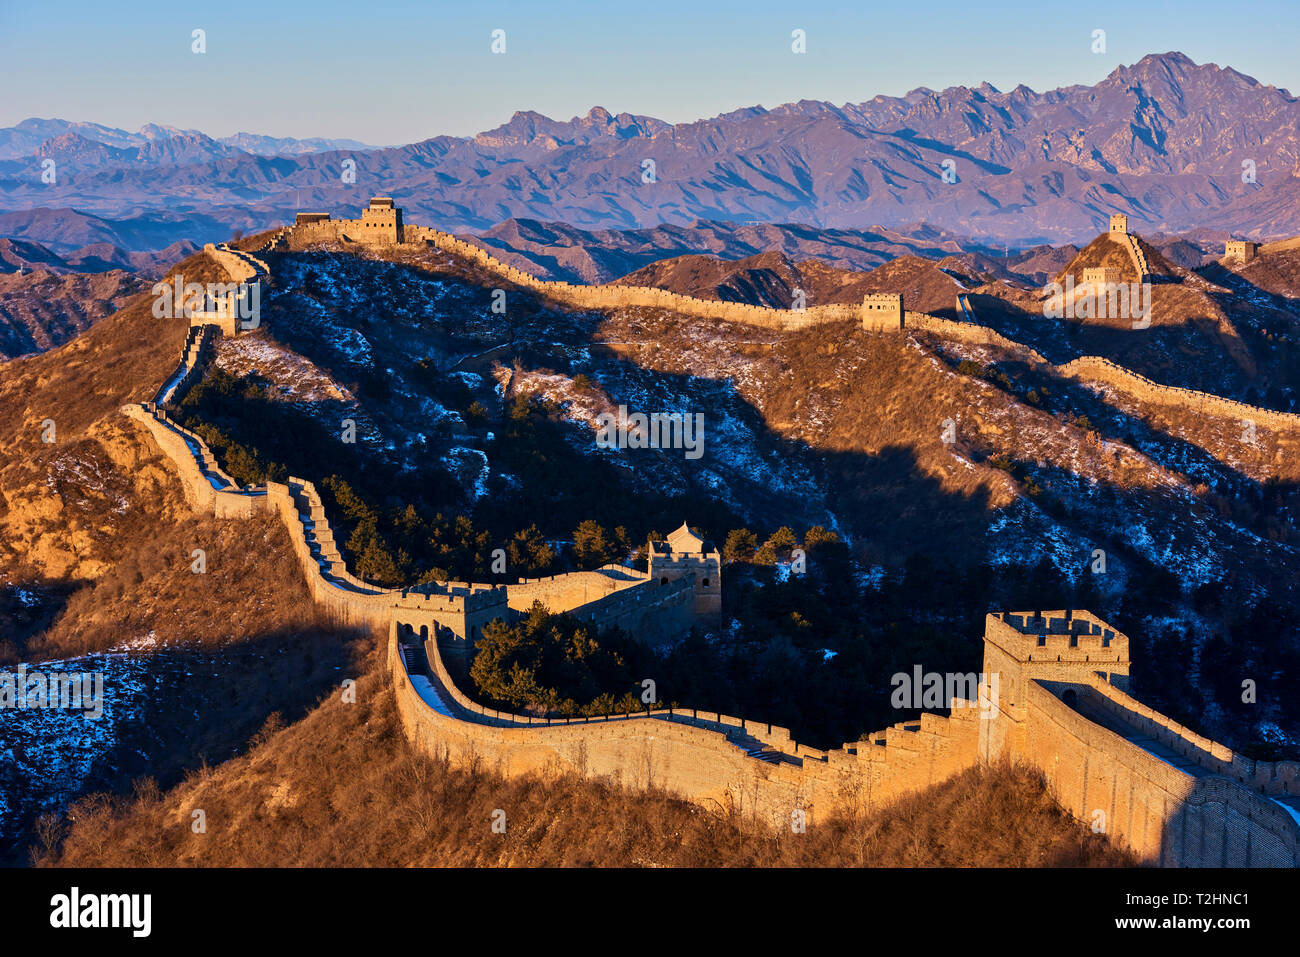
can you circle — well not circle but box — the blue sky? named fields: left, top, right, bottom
left=2, top=0, right=1296, bottom=144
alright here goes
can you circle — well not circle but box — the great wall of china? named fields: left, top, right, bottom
left=115, top=209, right=1300, bottom=866
left=272, top=201, right=1300, bottom=446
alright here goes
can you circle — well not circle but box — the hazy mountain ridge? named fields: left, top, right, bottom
left=0, top=118, right=379, bottom=161
left=466, top=217, right=1234, bottom=288
left=3, top=53, right=1299, bottom=251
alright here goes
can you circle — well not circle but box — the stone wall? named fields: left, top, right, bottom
left=203, top=243, right=266, bottom=284
left=506, top=565, right=650, bottom=614
left=391, top=619, right=984, bottom=825
left=909, top=312, right=1053, bottom=365
left=118, top=224, right=1300, bottom=864
left=1083, top=677, right=1300, bottom=795
left=1059, top=355, right=1300, bottom=434
left=287, top=221, right=876, bottom=333
left=1259, top=236, right=1300, bottom=256
left=1024, top=679, right=1299, bottom=866
left=979, top=610, right=1299, bottom=867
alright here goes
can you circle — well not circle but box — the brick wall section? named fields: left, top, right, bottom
left=202, top=243, right=266, bottom=284
left=1259, top=236, right=1300, bottom=255
left=1083, top=678, right=1300, bottom=795
left=982, top=611, right=1299, bottom=866
left=286, top=221, right=875, bottom=332
left=909, top=312, right=1054, bottom=364
left=391, top=618, right=983, bottom=825
left=1059, top=356, right=1300, bottom=434
left=287, top=216, right=1300, bottom=443
left=1023, top=680, right=1299, bottom=866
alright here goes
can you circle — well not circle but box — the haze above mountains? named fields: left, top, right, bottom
left=2, top=52, right=1298, bottom=258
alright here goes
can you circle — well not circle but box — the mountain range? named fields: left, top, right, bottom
left=1, top=53, right=1298, bottom=255
left=0, top=118, right=377, bottom=161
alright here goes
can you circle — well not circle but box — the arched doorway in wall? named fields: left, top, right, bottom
left=1062, top=689, right=1079, bottom=710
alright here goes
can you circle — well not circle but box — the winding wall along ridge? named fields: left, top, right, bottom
left=290, top=215, right=1300, bottom=439
left=115, top=240, right=1300, bottom=864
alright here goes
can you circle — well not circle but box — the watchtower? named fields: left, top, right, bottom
left=978, top=610, right=1130, bottom=761
left=359, top=197, right=403, bottom=244
left=648, top=523, right=722, bottom=625
left=394, top=582, right=511, bottom=684
left=1109, top=214, right=1128, bottom=237
left=1224, top=240, right=1258, bottom=264
left=1080, top=266, right=1122, bottom=288
left=861, top=293, right=904, bottom=331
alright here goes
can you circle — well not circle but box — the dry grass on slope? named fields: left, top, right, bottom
left=0, top=252, right=261, bottom=609
left=17, top=511, right=328, bottom=664
left=38, top=657, right=1134, bottom=869
left=0, top=251, right=229, bottom=585
left=1234, top=247, right=1300, bottom=301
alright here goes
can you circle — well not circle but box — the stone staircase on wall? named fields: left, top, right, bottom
left=1122, top=234, right=1149, bottom=281
left=256, top=228, right=291, bottom=253
left=285, top=477, right=390, bottom=596
left=154, top=324, right=217, bottom=406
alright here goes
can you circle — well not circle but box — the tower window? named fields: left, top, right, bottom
left=702, top=579, right=710, bottom=587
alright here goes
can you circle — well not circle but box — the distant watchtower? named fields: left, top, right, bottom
left=648, top=523, right=722, bottom=625
left=1109, top=214, right=1128, bottom=237
left=1224, top=240, right=1258, bottom=264
left=861, top=293, right=904, bottom=332
left=360, top=197, right=403, bottom=244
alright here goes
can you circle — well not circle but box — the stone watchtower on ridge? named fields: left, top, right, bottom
left=360, top=197, right=403, bottom=243
left=861, top=293, right=904, bottom=331
left=1109, top=214, right=1128, bottom=237
left=648, top=523, right=722, bottom=626
left=978, top=609, right=1130, bottom=762
left=294, top=198, right=404, bottom=245
left=1224, top=240, right=1258, bottom=264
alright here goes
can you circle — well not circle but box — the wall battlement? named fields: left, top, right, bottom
left=987, top=609, right=1129, bottom=661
